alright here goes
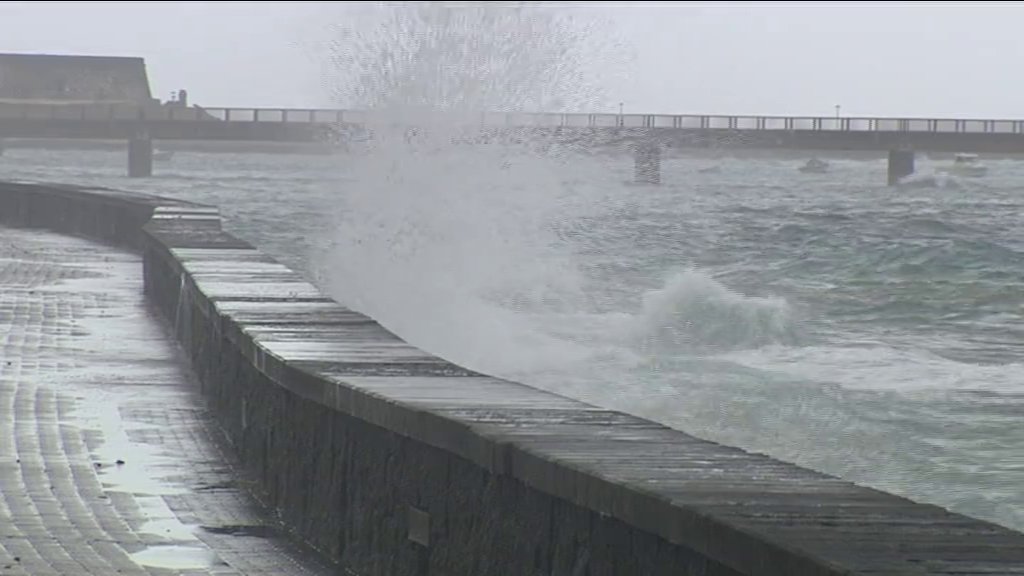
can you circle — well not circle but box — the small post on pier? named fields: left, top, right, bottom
left=887, top=149, right=914, bottom=186
left=634, top=140, right=661, bottom=185
left=128, top=137, right=153, bottom=178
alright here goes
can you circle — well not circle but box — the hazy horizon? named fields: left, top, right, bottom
left=2, top=1, right=1024, bottom=118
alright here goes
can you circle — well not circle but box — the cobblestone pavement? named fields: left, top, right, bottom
left=0, top=227, right=337, bottom=576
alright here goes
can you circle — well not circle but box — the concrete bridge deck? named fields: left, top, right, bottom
left=3, top=181, right=1024, bottom=575
left=0, top=226, right=335, bottom=575
left=8, top=102, right=1024, bottom=181
left=6, top=103, right=1024, bottom=152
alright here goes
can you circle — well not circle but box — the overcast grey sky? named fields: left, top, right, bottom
left=2, top=1, right=1023, bottom=117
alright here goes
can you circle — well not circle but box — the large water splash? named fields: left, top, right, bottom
left=314, top=3, right=608, bottom=372
left=312, top=2, right=797, bottom=382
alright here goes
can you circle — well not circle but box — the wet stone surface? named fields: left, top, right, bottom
left=0, top=228, right=336, bottom=576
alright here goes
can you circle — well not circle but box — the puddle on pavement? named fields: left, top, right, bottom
left=72, top=389, right=191, bottom=497
left=129, top=545, right=222, bottom=570
left=136, top=496, right=201, bottom=541
left=70, top=388, right=210, bottom=551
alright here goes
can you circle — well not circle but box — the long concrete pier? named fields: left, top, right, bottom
left=2, top=180, right=1024, bottom=575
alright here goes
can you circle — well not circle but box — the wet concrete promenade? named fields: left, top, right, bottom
left=0, top=227, right=334, bottom=575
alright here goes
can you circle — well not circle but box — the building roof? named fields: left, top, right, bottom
left=0, top=53, right=153, bottom=103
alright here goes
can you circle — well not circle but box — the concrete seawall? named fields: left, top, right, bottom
left=3, top=180, right=1024, bottom=576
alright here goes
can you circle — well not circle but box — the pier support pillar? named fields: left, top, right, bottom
left=634, top=141, right=661, bottom=185
left=128, top=137, right=153, bottom=178
left=887, top=149, right=915, bottom=185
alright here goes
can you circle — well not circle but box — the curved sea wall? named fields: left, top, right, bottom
left=2, top=180, right=1023, bottom=576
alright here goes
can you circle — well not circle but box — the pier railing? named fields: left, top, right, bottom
left=2, top=102, right=1024, bottom=134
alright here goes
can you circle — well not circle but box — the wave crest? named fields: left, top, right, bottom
left=632, top=269, right=802, bottom=353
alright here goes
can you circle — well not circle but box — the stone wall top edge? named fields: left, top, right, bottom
left=1, top=179, right=215, bottom=213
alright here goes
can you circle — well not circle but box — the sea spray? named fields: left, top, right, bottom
left=311, top=2, right=797, bottom=382
left=311, top=3, right=630, bottom=374
left=320, top=2, right=620, bottom=114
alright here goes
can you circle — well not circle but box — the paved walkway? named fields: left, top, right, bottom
left=0, top=227, right=335, bottom=575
